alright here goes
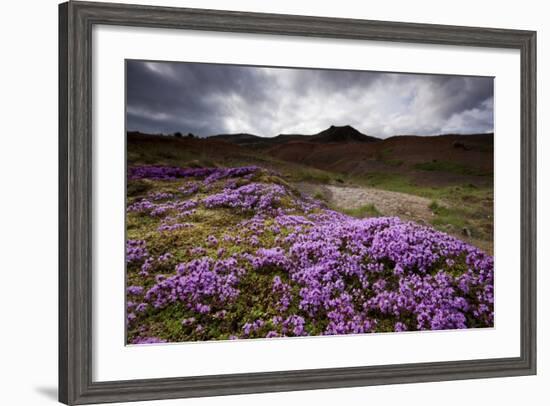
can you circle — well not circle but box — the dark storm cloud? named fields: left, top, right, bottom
left=126, top=61, right=269, bottom=135
left=126, top=60, right=493, bottom=138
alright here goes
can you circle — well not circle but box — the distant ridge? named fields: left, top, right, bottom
left=208, top=125, right=380, bottom=146
left=207, top=133, right=264, bottom=145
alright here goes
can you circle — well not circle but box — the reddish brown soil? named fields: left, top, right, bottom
left=265, top=134, right=493, bottom=185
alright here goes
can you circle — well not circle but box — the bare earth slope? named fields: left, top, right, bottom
left=267, top=133, right=494, bottom=184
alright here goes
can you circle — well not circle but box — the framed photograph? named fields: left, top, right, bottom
left=59, top=1, right=536, bottom=404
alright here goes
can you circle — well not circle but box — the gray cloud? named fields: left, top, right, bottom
left=126, top=60, right=493, bottom=138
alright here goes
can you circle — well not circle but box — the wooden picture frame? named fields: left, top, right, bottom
left=59, top=1, right=536, bottom=404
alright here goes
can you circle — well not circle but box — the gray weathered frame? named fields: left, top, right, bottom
left=59, top=1, right=537, bottom=404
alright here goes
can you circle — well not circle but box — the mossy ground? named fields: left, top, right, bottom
left=126, top=170, right=326, bottom=342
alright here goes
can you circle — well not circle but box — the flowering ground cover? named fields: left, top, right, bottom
left=126, top=165, right=494, bottom=344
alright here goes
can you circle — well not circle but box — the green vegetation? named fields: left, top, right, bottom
left=357, top=172, right=413, bottom=193
left=414, top=160, right=491, bottom=176
left=314, top=191, right=327, bottom=201
left=428, top=197, right=493, bottom=253
left=429, top=200, right=467, bottom=229
left=375, top=148, right=404, bottom=167
left=342, top=203, right=381, bottom=218
left=350, top=172, right=489, bottom=203
left=288, top=167, right=334, bottom=184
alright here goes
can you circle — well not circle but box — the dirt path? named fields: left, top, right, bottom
left=296, top=182, right=435, bottom=224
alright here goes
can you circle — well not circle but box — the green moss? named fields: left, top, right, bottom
left=288, top=168, right=333, bottom=184
left=429, top=200, right=467, bottom=228
left=342, top=203, right=381, bottom=218
left=414, top=160, right=491, bottom=176
left=127, top=179, right=154, bottom=197
left=375, top=148, right=404, bottom=167
left=314, top=191, right=326, bottom=201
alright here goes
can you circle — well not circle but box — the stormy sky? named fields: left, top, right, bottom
left=126, top=60, right=494, bottom=139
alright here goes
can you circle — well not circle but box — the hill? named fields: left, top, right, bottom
left=207, top=125, right=380, bottom=146
left=266, top=133, right=493, bottom=182
left=207, top=133, right=265, bottom=146
left=309, top=124, right=380, bottom=143
left=128, top=131, right=493, bottom=186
